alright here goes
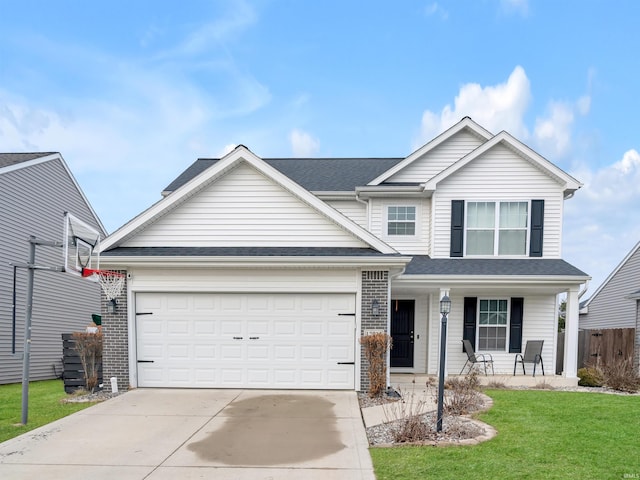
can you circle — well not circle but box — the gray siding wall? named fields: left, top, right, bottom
left=580, top=246, right=640, bottom=330
left=0, top=158, right=103, bottom=384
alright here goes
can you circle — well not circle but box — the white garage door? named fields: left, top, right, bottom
left=135, top=292, right=356, bottom=389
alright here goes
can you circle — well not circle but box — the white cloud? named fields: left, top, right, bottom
left=500, top=0, right=529, bottom=16
left=416, top=65, right=531, bottom=147
left=424, top=3, right=449, bottom=20
left=290, top=129, right=320, bottom=157
left=563, top=149, right=640, bottom=291
left=533, top=102, right=574, bottom=157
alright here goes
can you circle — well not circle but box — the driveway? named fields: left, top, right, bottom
left=0, top=389, right=374, bottom=480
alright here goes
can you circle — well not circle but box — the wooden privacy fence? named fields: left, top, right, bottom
left=61, top=333, right=103, bottom=393
left=579, top=328, right=635, bottom=368
left=557, top=328, right=636, bottom=374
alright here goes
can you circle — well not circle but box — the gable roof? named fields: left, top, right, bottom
left=423, top=130, right=583, bottom=196
left=583, top=240, right=640, bottom=307
left=366, top=117, right=494, bottom=186
left=102, top=146, right=398, bottom=253
left=0, top=152, right=107, bottom=235
left=0, top=152, right=58, bottom=171
left=162, top=157, right=404, bottom=195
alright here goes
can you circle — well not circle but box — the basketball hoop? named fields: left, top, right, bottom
left=82, top=268, right=125, bottom=301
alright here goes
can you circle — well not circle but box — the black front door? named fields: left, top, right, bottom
left=390, top=299, right=415, bottom=368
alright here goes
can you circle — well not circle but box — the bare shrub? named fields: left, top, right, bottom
left=444, top=369, right=482, bottom=415
left=360, top=332, right=392, bottom=398
left=485, top=380, right=508, bottom=389
left=532, top=380, right=555, bottom=390
left=383, top=389, right=430, bottom=443
left=601, top=358, right=640, bottom=393
left=72, top=331, right=103, bottom=392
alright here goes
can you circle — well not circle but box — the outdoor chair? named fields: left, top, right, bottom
left=460, top=339, right=494, bottom=375
left=513, top=340, right=545, bottom=377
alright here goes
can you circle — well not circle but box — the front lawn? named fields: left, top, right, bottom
left=0, top=380, right=95, bottom=443
left=371, top=389, right=640, bottom=479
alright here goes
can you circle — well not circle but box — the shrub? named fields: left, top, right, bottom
left=383, top=388, right=430, bottom=443
left=600, top=358, right=640, bottom=393
left=577, top=366, right=603, bottom=387
left=360, top=332, right=392, bottom=398
left=444, top=369, right=482, bottom=415
left=72, top=331, right=103, bottom=392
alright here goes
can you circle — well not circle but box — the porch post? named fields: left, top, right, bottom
left=439, top=288, right=450, bottom=376
left=563, top=286, right=580, bottom=379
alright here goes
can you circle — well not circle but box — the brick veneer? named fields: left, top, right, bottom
left=101, top=271, right=129, bottom=393
left=360, top=270, right=389, bottom=392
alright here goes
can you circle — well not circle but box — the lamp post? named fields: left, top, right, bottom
left=436, top=293, right=451, bottom=433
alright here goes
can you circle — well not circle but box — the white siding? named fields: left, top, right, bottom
left=369, top=197, right=430, bottom=254
left=325, top=199, right=368, bottom=229
left=431, top=144, right=565, bottom=258
left=430, top=293, right=557, bottom=375
left=129, top=268, right=359, bottom=293
left=125, top=162, right=367, bottom=248
left=580, top=246, right=640, bottom=329
left=388, top=131, right=484, bottom=183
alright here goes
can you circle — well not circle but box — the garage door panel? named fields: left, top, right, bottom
left=136, top=292, right=355, bottom=389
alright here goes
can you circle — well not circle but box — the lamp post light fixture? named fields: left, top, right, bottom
left=107, top=298, right=118, bottom=314
left=436, top=293, right=451, bottom=433
left=371, top=298, right=380, bottom=316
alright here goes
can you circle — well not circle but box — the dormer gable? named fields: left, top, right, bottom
left=368, top=117, right=493, bottom=185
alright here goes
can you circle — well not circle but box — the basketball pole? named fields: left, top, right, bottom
left=15, top=236, right=63, bottom=425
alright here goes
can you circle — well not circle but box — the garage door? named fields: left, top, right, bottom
left=135, top=292, right=356, bottom=389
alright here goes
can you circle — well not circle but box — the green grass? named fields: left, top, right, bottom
left=371, top=389, right=640, bottom=480
left=0, top=380, right=95, bottom=443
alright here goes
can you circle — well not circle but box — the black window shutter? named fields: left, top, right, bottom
left=463, top=297, right=477, bottom=351
left=529, top=200, right=544, bottom=257
left=509, top=297, right=524, bottom=353
left=450, top=200, right=465, bottom=257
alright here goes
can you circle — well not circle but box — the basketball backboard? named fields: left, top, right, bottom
left=63, top=212, right=101, bottom=278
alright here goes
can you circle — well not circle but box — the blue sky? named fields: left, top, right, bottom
left=1, top=0, right=639, bottom=295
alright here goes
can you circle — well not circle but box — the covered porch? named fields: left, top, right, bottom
left=387, top=258, right=589, bottom=382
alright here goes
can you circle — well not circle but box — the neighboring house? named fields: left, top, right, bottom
left=98, top=117, right=589, bottom=392
left=579, top=241, right=640, bottom=368
left=0, top=153, right=106, bottom=384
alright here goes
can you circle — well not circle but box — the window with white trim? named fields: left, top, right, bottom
left=477, top=299, right=508, bottom=351
left=387, top=206, right=416, bottom=236
left=466, top=201, right=528, bottom=255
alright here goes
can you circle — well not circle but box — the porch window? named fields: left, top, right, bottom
left=477, top=299, right=508, bottom=351
left=466, top=201, right=528, bottom=255
left=387, top=206, right=416, bottom=236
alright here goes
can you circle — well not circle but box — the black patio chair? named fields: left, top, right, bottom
left=460, top=339, right=494, bottom=375
left=513, top=340, right=545, bottom=377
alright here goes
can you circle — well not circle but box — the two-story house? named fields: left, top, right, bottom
left=97, top=117, right=589, bottom=393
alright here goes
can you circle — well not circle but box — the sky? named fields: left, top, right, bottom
left=1, top=0, right=639, bottom=296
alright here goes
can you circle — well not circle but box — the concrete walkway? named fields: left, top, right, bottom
left=0, top=389, right=374, bottom=480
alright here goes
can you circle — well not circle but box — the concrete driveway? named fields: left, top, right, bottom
left=0, top=389, right=374, bottom=480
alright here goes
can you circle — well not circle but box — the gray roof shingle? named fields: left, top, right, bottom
left=404, top=256, right=589, bottom=277
left=0, top=152, right=56, bottom=169
left=102, top=246, right=398, bottom=257
left=163, top=157, right=405, bottom=193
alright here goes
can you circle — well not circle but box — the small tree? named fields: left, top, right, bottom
left=72, top=331, right=103, bottom=392
left=558, top=299, right=566, bottom=332
left=360, top=332, right=392, bottom=398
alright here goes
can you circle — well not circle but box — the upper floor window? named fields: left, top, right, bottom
left=466, top=201, right=528, bottom=255
left=387, top=206, right=416, bottom=236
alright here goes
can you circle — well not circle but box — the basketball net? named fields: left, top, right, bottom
left=82, top=268, right=125, bottom=301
